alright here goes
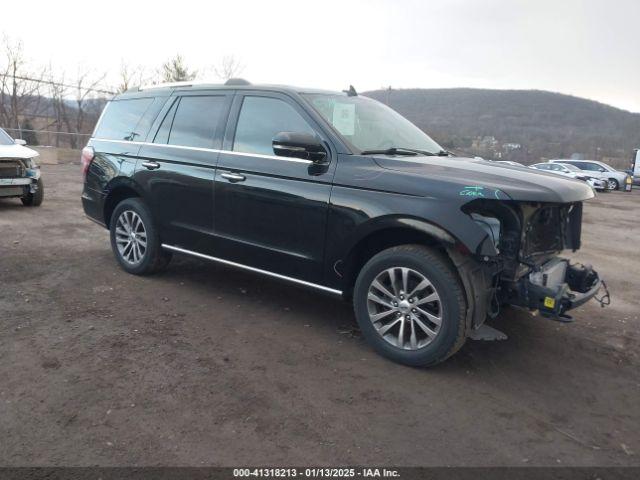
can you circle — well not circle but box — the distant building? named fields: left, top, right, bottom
left=472, top=136, right=499, bottom=150
left=502, top=143, right=521, bottom=151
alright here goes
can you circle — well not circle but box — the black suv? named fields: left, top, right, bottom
left=81, top=80, right=603, bottom=366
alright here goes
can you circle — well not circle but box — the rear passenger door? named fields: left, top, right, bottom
left=135, top=92, right=233, bottom=252
left=213, top=92, right=336, bottom=284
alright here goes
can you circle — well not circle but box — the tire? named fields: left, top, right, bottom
left=353, top=245, right=468, bottom=367
left=607, top=178, right=619, bottom=191
left=109, top=198, right=172, bottom=275
left=21, top=178, right=44, bottom=206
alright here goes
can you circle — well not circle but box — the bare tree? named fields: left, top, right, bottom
left=47, top=67, right=69, bottom=147
left=67, top=68, right=107, bottom=148
left=0, top=35, right=46, bottom=132
left=161, top=54, right=197, bottom=83
left=214, top=55, right=244, bottom=81
left=46, top=65, right=107, bottom=148
left=117, top=61, right=150, bottom=93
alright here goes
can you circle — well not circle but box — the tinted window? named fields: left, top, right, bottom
left=535, top=164, right=550, bottom=170
left=94, top=98, right=154, bottom=141
left=153, top=99, right=178, bottom=144
left=580, top=162, right=602, bottom=171
left=233, top=96, right=315, bottom=156
left=166, top=96, right=226, bottom=148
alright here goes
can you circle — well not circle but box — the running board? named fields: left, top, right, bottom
left=161, top=244, right=343, bottom=296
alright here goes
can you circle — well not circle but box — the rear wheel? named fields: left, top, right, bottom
left=109, top=198, right=171, bottom=275
left=353, top=245, right=468, bottom=367
left=21, top=178, right=44, bottom=206
left=607, top=178, right=619, bottom=190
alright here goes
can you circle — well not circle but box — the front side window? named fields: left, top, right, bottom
left=303, top=93, right=443, bottom=154
left=164, top=96, right=226, bottom=148
left=233, top=96, right=315, bottom=156
left=94, top=98, right=155, bottom=141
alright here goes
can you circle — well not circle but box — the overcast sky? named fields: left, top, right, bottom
left=2, top=0, right=639, bottom=112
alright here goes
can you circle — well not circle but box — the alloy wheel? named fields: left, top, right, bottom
left=115, top=210, right=147, bottom=265
left=366, top=267, right=442, bottom=350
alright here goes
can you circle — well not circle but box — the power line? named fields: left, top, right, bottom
left=0, top=74, right=116, bottom=95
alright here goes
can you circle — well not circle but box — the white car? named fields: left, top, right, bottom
left=0, top=128, right=43, bottom=206
left=530, top=162, right=607, bottom=191
left=495, top=160, right=526, bottom=167
left=548, top=159, right=629, bottom=191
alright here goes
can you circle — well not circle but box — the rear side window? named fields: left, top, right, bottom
left=154, top=96, right=226, bottom=149
left=233, top=96, right=315, bottom=156
left=580, top=162, right=601, bottom=171
left=94, top=98, right=155, bottom=141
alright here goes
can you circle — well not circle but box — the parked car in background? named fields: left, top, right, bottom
left=81, top=80, right=604, bottom=367
left=530, top=162, right=607, bottom=191
left=495, top=160, right=525, bottom=167
left=0, top=128, right=44, bottom=206
left=549, top=159, right=629, bottom=191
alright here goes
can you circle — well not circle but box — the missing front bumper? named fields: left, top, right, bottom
left=0, top=177, right=39, bottom=197
left=512, top=258, right=603, bottom=319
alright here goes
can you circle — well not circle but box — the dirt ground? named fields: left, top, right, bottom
left=1, top=164, right=639, bottom=467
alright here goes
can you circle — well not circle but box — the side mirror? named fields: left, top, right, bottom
left=14, top=139, right=27, bottom=146
left=272, top=132, right=327, bottom=163
left=598, top=167, right=606, bottom=172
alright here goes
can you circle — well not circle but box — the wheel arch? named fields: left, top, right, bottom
left=103, top=178, right=145, bottom=227
left=339, top=217, right=460, bottom=299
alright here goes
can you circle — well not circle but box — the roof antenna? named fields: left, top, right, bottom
left=343, top=85, right=358, bottom=97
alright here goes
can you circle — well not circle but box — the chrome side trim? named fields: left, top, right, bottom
left=161, top=244, right=343, bottom=296
left=91, top=138, right=313, bottom=164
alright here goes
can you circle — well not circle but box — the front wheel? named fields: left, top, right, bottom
left=109, top=198, right=171, bottom=275
left=353, top=245, right=468, bottom=367
left=21, top=178, right=44, bottom=206
left=607, top=178, right=619, bottom=190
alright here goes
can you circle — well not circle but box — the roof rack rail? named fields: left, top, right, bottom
left=135, top=81, right=196, bottom=91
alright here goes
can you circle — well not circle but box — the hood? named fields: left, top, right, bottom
left=373, top=155, right=595, bottom=203
left=0, top=143, right=39, bottom=160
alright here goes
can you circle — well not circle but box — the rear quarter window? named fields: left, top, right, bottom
left=94, top=98, right=156, bottom=141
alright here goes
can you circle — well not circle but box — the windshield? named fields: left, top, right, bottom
left=303, top=93, right=443, bottom=155
left=0, top=128, right=15, bottom=145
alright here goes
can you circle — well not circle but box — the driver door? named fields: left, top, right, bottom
left=213, top=92, right=337, bottom=284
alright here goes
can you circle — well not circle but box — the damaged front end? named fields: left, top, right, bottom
left=0, top=157, right=41, bottom=198
left=462, top=199, right=605, bottom=323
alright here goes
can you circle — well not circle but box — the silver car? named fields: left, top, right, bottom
left=530, top=162, right=607, bottom=191
left=549, top=159, right=629, bottom=191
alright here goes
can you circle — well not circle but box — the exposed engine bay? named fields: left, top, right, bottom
left=461, top=199, right=604, bottom=324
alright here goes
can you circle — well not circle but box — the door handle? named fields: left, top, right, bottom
left=141, top=161, right=161, bottom=170
left=220, top=172, right=246, bottom=183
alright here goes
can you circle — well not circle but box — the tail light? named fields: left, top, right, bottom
left=81, top=146, right=95, bottom=178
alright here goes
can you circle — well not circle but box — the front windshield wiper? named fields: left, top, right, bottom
left=360, top=147, right=437, bottom=156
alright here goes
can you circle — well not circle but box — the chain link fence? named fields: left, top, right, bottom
left=2, top=127, right=91, bottom=149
